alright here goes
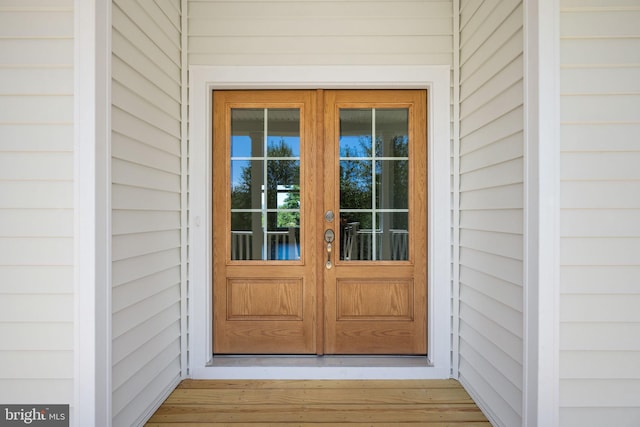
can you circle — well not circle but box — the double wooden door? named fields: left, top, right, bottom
left=212, top=90, right=427, bottom=355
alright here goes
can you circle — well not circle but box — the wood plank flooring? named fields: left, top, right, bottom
left=146, top=380, right=490, bottom=426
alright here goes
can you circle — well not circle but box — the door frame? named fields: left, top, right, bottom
left=189, top=65, right=451, bottom=379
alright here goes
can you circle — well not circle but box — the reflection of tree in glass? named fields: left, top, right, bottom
left=230, top=139, right=300, bottom=230
left=340, top=137, right=373, bottom=210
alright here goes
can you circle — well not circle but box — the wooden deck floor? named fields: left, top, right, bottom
left=146, top=379, right=490, bottom=426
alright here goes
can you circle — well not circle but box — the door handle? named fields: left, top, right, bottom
left=324, top=229, right=335, bottom=269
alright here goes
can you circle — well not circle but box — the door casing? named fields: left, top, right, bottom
left=189, top=65, right=452, bottom=379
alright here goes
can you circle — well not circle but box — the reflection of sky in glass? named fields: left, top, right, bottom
left=231, top=160, right=250, bottom=190
left=231, top=136, right=300, bottom=157
left=340, top=135, right=371, bottom=157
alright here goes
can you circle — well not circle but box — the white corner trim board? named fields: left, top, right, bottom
left=188, top=66, right=452, bottom=379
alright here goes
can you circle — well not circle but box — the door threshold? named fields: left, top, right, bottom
left=191, top=356, right=450, bottom=380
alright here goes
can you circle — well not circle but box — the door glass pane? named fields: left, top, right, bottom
left=230, top=108, right=301, bottom=260
left=339, top=108, right=410, bottom=261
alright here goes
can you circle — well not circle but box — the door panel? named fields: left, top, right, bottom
left=323, top=90, right=427, bottom=355
left=212, top=89, right=427, bottom=355
left=213, top=90, right=317, bottom=354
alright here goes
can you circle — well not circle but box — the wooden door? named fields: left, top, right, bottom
left=212, top=90, right=318, bottom=354
left=322, top=90, right=427, bottom=354
left=212, top=90, right=427, bottom=355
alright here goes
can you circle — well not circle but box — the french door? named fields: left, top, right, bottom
left=212, top=89, right=427, bottom=355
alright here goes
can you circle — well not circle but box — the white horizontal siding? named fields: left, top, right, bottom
left=111, top=0, right=183, bottom=425
left=458, top=1, right=524, bottom=426
left=0, top=0, right=74, bottom=404
left=188, top=0, right=453, bottom=66
left=559, top=1, right=640, bottom=426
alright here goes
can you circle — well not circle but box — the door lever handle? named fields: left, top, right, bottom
left=324, top=229, right=335, bottom=269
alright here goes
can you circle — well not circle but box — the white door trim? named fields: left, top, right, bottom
left=188, top=65, right=452, bottom=379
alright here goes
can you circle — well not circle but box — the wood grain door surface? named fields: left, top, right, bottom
left=212, top=90, right=427, bottom=355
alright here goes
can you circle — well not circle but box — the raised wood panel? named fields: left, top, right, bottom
left=460, top=157, right=523, bottom=192
left=560, top=322, right=640, bottom=351
left=112, top=158, right=180, bottom=193
left=0, top=39, right=72, bottom=66
left=0, top=209, right=72, bottom=237
left=460, top=209, right=523, bottom=235
left=227, top=279, right=304, bottom=320
left=562, top=181, right=640, bottom=209
left=336, top=280, right=413, bottom=320
left=561, top=209, right=640, bottom=237
left=112, top=290, right=180, bottom=339
left=112, top=267, right=180, bottom=313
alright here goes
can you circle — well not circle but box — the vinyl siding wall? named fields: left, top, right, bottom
left=559, top=1, right=640, bottom=425
left=188, top=0, right=453, bottom=66
left=0, top=0, right=74, bottom=404
left=457, top=1, right=524, bottom=426
left=111, top=1, right=183, bottom=425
